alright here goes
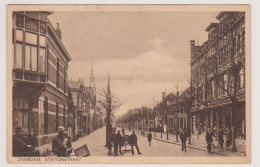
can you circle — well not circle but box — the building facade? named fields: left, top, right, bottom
left=12, top=11, right=71, bottom=154
left=190, top=12, right=245, bottom=138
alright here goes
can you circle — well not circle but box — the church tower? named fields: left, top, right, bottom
left=90, top=62, right=95, bottom=88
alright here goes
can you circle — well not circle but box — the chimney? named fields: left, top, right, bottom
left=55, top=22, right=62, bottom=39
left=162, top=92, right=166, bottom=100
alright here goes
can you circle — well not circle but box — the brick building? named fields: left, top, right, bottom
left=12, top=11, right=71, bottom=154
left=190, top=12, right=245, bottom=138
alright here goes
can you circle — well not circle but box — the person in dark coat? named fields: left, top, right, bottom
left=111, top=129, right=119, bottom=156
left=27, top=129, right=37, bottom=150
left=116, top=130, right=123, bottom=155
left=206, top=128, right=213, bottom=153
left=218, top=128, right=224, bottom=149
left=147, top=131, right=152, bottom=146
left=52, top=126, right=68, bottom=157
left=66, top=137, right=72, bottom=156
left=129, top=130, right=142, bottom=155
left=180, top=129, right=187, bottom=151
left=12, top=125, right=33, bottom=157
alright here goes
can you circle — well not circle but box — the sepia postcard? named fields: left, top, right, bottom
left=6, top=4, right=251, bottom=164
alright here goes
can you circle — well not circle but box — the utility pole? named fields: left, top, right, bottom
left=166, top=99, right=169, bottom=140
left=153, top=101, right=156, bottom=137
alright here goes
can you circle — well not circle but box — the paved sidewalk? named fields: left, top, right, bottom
left=134, top=130, right=246, bottom=157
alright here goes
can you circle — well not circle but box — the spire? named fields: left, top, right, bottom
left=90, top=62, right=95, bottom=87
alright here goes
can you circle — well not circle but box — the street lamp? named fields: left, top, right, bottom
left=166, top=100, right=170, bottom=140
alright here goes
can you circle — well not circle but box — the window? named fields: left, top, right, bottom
left=14, top=43, right=23, bottom=69
left=16, top=29, right=23, bottom=41
left=39, top=36, right=46, bottom=47
left=38, top=48, right=46, bottom=73
left=56, top=59, right=59, bottom=88
left=237, top=34, right=241, bottom=54
left=56, top=102, right=59, bottom=131
left=242, top=31, right=245, bottom=53
left=43, top=97, right=48, bottom=134
left=40, top=22, right=46, bottom=34
left=25, top=32, right=37, bottom=45
left=224, top=74, right=228, bottom=95
left=64, top=68, right=67, bottom=93
left=16, top=14, right=24, bottom=28
left=25, top=45, right=37, bottom=71
left=239, top=68, right=245, bottom=89
left=212, top=80, right=215, bottom=98
left=25, top=18, right=38, bottom=32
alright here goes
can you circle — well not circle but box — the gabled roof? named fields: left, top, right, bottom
left=68, top=80, right=84, bottom=89
left=205, top=23, right=219, bottom=32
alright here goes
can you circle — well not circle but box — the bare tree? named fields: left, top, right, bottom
left=97, top=73, right=123, bottom=152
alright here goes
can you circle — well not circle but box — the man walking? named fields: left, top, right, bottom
left=206, top=128, right=213, bottom=153
left=180, top=129, right=187, bottom=151
left=116, top=130, right=123, bottom=155
left=147, top=131, right=152, bottom=146
left=52, top=126, right=68, bottom=157
left=129, top=130, right=142, bottom=155
left=111, top=129, right=119, bottom=156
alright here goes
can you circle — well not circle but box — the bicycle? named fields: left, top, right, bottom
left=211, top=138, right=225, bottom=153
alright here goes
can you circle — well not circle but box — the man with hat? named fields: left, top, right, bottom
left=52, top=126, right=68, bottom=157
left=129, top=130, right=142, bottom=155
left=12, top=125, right=33, bottom=156
left=27, top=129, right=37, bottom=150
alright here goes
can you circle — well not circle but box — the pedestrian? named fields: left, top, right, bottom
left=218, top=128, right=224, bottom=149
left=206, top=128, right=213, bottom=153
left=180, top=129, right=187, bottom=151
left=52, top=126, right=69, bottom=157
left=116, top=130, right=124, bottom=155
left=66, top=136, right=73, bottom=156
left=147, top=131, right=152, bottom=146
left=225, top=128, right=232, bottom=152
left=12, top=125, right=33, bottom=157
left=111, top=129, right=119, bottom=156
left=27, top=129, right=37, bottom=151
left=122, top=128, right=125, bottom=137
left=129, top=130, right=142, bottom=155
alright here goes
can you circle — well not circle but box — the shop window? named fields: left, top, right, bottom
left=25, top=45, right=37, bottom=71
left=38, top=48, right=46, bottom=73
left=16, top=14, right=24, bottom=28
left=25, top=18, right=38, bottom=32
left=14, top=43, right=23, bottom=69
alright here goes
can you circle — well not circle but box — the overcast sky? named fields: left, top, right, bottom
left=49, top=11, right=218, bottom=116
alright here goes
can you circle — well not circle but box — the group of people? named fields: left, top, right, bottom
left=12, top=125, right=39, bottom=156
left=206, top=127, right=233, bottom=153
left=109, top=128, right=142, bottom=156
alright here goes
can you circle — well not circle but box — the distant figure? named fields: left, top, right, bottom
left=147, top=131, right=152, bottom=146
left=52, top=126, right=68, bottom=157
left=129, top=130, right=142, bottom=155
left=122, top=128, right=125, bottom=136
left=12, top=125, right=33, bottom=157
left=27, top=129, right=37, bottom=150
left=180, top=129, right=187, bottom=151
left=224, top=128, right=232, bottom=151
left=218, top=128, right=224, bottom=149
left=206, top=128, right=213, bottom=153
